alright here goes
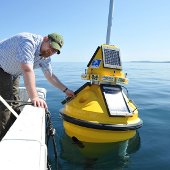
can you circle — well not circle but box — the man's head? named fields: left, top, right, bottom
left=40, top=33, right=64, bottom=58
left=48, top=33, right=64, bottom=54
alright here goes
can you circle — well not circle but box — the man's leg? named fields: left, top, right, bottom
left=0, top=68, right=13, bottom=139
left=7, top=76, right=21, bottom=129
left=12, top=76, right=21, bottom=114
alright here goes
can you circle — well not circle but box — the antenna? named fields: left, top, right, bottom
left=106, top=0, right=114, bottom=44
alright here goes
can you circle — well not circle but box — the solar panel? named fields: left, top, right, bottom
left=102, top=46, right=122, bottom=69
left=102, top=85, right=132, bottom=116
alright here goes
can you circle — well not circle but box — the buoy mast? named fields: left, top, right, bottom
left=106, top=0, right=114, bottom=45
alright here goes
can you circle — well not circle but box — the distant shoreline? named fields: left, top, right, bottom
left=52, top=61, right=170, bottom=63
left=130, top=61, right=170, bottom=63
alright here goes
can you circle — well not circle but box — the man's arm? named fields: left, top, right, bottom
left=43, top=70, right=75, bottom=97
left=20, top=63, right=47, bottom=109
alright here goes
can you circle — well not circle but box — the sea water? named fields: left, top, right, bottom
left=34, top=62, right=170, bottom=170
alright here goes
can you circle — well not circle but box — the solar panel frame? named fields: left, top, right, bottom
left=101, top=84, right=132, bottom=117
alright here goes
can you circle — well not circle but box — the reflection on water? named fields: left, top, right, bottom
left=52, top=131, right=141, bottom=170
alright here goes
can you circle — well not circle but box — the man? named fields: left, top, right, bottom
left=0, top=32, right=74, bottom=139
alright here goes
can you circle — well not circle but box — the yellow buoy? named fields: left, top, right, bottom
left=60, top=44, right=143, bottom=143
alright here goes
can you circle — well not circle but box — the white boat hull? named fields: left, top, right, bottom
left=0, top=87, right=47, bottom=170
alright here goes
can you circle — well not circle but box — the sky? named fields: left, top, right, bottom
left=1, top=0, right=170, bottom=62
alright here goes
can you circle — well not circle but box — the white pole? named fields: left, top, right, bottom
left=106, top=0, right=114, bottom=44
left=0, top=95, right=19, bottom=118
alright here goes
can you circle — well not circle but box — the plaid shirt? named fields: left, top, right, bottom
left=0, top=32, right=52, bottom=76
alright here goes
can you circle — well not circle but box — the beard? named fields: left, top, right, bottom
left=39, top=50, right=51, bottom=58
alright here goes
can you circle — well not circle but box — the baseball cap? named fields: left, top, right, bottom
left=48, top=33, right=64, bottom=54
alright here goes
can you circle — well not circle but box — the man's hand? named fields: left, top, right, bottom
left=65, top=89, right=75, bottom=98
left=31, top=97, right=48, bottom=109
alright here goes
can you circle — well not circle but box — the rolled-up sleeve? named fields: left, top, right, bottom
left=16, top=40, right=35, bottom=64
